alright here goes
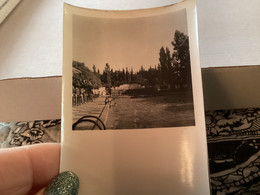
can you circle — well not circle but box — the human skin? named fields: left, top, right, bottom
left=0, top=143, right=60, bottom=195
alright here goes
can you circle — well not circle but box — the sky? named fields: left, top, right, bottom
left=72, top=8, right=188, bottom=73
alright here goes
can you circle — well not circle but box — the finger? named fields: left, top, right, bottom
left=0, top=143, right=60, bottom=195
left=35, top=171, right=80, bottom=195
left=45, top=171, right=79, bottom=195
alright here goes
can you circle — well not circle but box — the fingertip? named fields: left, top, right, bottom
left=45, top=171, right=79, bottom=195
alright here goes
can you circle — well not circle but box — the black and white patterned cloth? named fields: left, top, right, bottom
left=0, top=120, right=61, bottom=148
left=206, top=108, right=260, bottom=194
left=1, top=108, right=260, bottom=194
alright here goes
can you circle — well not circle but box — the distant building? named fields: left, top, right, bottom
left=93, top=87, right=107, bottom=96
left=116, top=84, right=142, bottom=90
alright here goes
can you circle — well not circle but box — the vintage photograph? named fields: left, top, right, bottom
left=71, top=8, right=195, bottom=130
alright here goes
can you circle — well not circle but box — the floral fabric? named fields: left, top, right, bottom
left=0, top=119, right=61, bottom=148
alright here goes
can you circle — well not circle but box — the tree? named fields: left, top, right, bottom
left=93, top=64, right=97, bottom=74
left=122, top=68, right=126, bottom=83
left=126, top=67, right=131, bottom=83
left=159, top=47, right=172, bottom=85
left=72, top=61, right=101, bottom=90
left=171, top=30, right=191, bottom=89
left=104, top=63, right=112, bottom=87
left=103, top=63, right=112, bottom=94
left=130, top=68, right=134, bottom=83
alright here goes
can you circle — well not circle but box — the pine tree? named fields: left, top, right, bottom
left=171, top=30, right=191, bottom=89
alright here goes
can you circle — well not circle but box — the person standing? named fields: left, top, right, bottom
left=75, top=87, right=80, bottom=106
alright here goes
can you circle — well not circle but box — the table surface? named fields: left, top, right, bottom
left=0, top=0, right=260, bottom=80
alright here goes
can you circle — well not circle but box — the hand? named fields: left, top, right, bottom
left=0, top=143, right=60, bottom=195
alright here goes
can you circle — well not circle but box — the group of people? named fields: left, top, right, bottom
left=105, top=95, right=118, bottom=108
left=72, top=86, right=93, bottom=106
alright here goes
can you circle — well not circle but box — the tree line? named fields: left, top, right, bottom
left=73, top=30, right=192, bottom=92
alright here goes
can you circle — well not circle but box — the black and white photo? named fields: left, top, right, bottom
left=71, top=8, right=195, bottom=130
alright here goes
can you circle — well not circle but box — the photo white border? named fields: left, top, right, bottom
left=62, top=1, right=210, bottom=194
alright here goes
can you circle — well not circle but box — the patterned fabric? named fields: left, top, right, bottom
left=206, top=108, right=260, bottom=194
left=1, top=108, right=260, bottom=194
left=0, top=120, right=61, bottom=148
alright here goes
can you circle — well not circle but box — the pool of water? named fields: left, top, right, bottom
left=106, top=94, right=195, bottom=130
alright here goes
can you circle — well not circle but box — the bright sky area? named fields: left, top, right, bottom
left=72, top=8, right=188, bottom=73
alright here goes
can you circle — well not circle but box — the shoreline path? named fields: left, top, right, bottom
left=72, top=96, right=109, bottom=130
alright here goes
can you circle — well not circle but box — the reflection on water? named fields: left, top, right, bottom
left=106, top=95, right=195, bottom=129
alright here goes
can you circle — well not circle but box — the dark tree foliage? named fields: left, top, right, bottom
left=73, top=30, right=191, bottom=92
left=130, top=68, right=134, bottom=82
left=105, top=63, right=112, bottom=88
left=72, top=61, right=101, bottom=90
left=159, top=47, right=167, bottom=83
left=122, top=68, right=126, bottom=83
left=101, top=63, right=112, bottom=94
left=92, top=64, right=97, bottom=75
left=159, top=47, right=173, bottom=86
left=171, top=30, right=191, bottom=89
left=126, top=67, right=131, bottom=84
left=158, top=30, right=191, bottom=90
